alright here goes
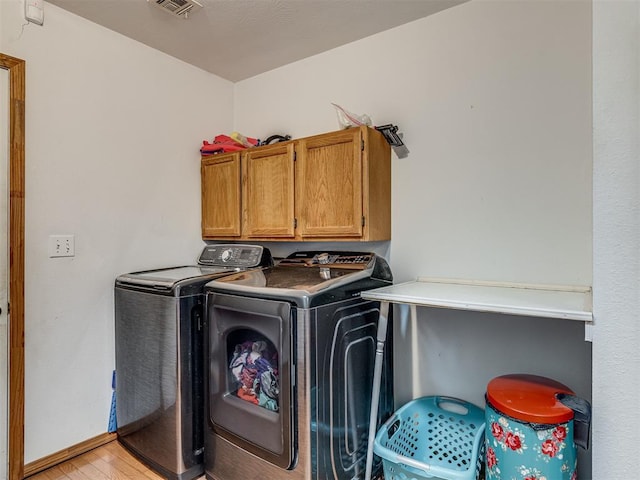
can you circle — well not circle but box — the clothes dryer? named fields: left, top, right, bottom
left=204, top=251, right=394, bottom=480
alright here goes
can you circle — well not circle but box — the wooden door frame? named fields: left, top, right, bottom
left=1, top=53, right=26, bottom=480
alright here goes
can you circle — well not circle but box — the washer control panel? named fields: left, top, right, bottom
left=198, top=245, right=269, bottom=267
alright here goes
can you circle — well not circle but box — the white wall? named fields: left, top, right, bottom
left=0, top=1, right=234, bottom=462
left=592, top=1, right=640, bottom=478
left=235, top=0, right=592, bottom=285
left=236, top=0, right=594, bottom=475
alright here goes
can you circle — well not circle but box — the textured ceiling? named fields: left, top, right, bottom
left=47, top=0, right=467, bottom=82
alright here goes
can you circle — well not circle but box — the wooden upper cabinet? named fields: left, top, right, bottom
left=201, top=152, right=241, bottom=237
left=359, top=125, right=392, bottom=241
left=243, top=142, right=295, bottom=238
left=201, top=126, right=391, bottom=241
left=296, top=128, right=363, bottom=238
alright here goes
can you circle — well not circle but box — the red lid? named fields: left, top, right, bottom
left=486, top=374, right=575, bottom=424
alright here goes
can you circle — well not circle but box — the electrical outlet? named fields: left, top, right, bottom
left=49, top=235, right=75, bottom=257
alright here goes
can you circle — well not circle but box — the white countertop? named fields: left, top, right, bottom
left=361, top=277, right=593, bottom=322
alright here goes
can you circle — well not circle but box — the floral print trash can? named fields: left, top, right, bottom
left=485, top=374, right=591, bottom=480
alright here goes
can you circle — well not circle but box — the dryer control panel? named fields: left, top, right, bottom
left=198, top=245, right=271, bottom=268
left=279, top=251, right=374, bottom=270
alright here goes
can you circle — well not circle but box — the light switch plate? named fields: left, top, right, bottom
left=24, top=0, right=44, bottom=26
left=49, top=235, right=75, bottom=258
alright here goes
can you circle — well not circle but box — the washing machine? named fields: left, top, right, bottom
left=204, top=250, right=394, bottom=480
left=114, top=244, right=272, bottom=480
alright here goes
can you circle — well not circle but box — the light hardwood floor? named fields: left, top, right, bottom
left=26, top=441, right=391, bottom=480
left=26, top=441, right=205, bottom=480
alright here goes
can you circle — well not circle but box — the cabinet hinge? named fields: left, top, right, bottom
left=294, top=151, right=297, bottom=161
left=362, top=216, right=366, bottom=227
left=294, top=218, right=298, bottom=228
left=361, top=139, right=365, bottom=151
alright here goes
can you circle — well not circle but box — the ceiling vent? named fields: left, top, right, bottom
left=152, top=0, right=203, bottom=18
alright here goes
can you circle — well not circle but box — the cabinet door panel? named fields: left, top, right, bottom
left=201, top=154, right=241, bottom=237
left=243, top=143, right=295, bottom=238
left=297, top=129, right=363, bottom=237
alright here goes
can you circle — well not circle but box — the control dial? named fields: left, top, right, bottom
left=221, top=249, right=232, bottom=262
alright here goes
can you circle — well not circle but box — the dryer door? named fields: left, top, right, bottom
left=207, top=292, right=295, bottom=469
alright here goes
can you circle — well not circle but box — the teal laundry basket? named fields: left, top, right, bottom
left=374, top=396, right=486, bottom=480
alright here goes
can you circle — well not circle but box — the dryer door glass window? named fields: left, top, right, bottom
left=207, top=292, right=294, bottom=469
left=227, top=329, right=279, bottom=412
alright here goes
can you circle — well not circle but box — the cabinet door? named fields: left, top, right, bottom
left=243, top=142, right=295, bottom=238
left=296, top=128, right=363, bottom=238
left=201, top=153, right=241, bottom=238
